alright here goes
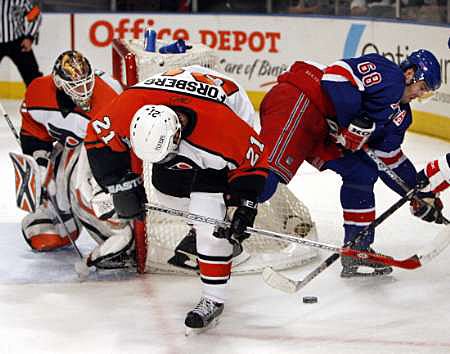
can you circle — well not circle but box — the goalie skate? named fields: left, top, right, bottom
left=341, top=246, right=393, bottom=278
left=184, top=296, right=224, bottom=336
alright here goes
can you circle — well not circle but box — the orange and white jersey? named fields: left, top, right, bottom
left=20, top=71, right=122, bottom=148
left=85, top=66, right=268, bottom=185
left=136, top=65, right=257, bottom=128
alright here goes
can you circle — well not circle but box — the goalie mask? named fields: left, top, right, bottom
left=52, top=50, right=95, bottom=111
left=130, top=105, right=182, bottom=163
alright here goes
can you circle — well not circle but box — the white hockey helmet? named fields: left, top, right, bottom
left=52, top=50, right=95, bottom=111
left=130, top=105, right=182, bottom=163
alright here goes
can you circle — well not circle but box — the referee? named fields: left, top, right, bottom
left=0, top=0, right=42, bottom=86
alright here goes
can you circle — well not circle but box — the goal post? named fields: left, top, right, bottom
left=111, top=38, right=319, bottom=274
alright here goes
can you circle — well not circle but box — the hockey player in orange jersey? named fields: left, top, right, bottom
left=17, top=50, right=135, bottom=270
left=85, top=66, right=269, bottom=333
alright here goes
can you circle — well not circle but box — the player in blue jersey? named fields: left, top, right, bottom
left=259, top=49, right=442, bottom=277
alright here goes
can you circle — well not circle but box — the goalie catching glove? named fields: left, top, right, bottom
left=107, top=172, right=147, bottom=219
left=336, top=116, right=375, bottom=152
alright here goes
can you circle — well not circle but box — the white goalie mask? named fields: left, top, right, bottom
left=130, top=105, right=182, bottom=163
left=52, top=50, right=95, bottom=111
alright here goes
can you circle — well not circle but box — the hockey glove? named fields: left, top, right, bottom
left=107, top=172, right=147, bottom=220
left=410, top=192, right=444, bottom=224
left=337, top=116, right=375, bottom=152
left=416, top=155, right=450, bottom=194
left=229, top=200, right=258, bottom=243
left=213, top=200, right=258, bottom=244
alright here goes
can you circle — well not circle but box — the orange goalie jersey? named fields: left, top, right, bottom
left=20, top=72, right=122, bottom=154
left=85, top=66, right=269, bottom=198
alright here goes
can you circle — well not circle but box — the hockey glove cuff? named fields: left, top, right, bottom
left=337, top=116, right=375, bottom=152
left=229, top=199, right=257, bottom=243
left=108, top=172, right=147, bottom=220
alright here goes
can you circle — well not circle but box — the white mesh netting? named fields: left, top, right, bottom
left=114, top=38, right=319, bottom=274
left=143, top=164, right=318, bottom=274
left=122, top=39, right=219, bottom=81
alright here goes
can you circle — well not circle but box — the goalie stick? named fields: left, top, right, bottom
left=0, top=101, right=21, bottom=144
left=145, top=203, right=435, bottom=269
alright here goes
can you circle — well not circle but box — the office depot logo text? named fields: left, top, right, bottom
left=89, top=18, right=280, bottom=53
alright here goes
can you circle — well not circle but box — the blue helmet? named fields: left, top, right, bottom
left=400, top=49, right=441, bottom=91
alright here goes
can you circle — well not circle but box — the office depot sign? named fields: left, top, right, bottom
left=88, top=17, right=280, bottom=53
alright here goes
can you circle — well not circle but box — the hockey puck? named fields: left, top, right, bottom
left=302, top=296, right=318, bottom=304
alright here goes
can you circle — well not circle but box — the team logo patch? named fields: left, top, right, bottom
left=168, top=162, right=193, bottom=170
left=392, top=110, right=407, bottom=126
left=285, top=156, right=294, bottom=166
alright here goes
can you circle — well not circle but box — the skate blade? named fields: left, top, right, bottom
left=184, top=317, right=220, bottom=336
left=231, top=249, right=251, bottom=267
left=341, top=266, right=393, bottom=278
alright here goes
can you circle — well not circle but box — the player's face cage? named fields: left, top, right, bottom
left=53, top=51, right=95, bottom=111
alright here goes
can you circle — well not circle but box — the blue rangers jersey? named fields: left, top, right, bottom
left=321, top=53, right=417, bottom=193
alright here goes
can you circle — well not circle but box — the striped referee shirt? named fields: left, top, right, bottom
left=0, top=0, right=41, bottom=43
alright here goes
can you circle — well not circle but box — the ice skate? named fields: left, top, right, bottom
left=341, top=246, right=393, bottom=278
left=184, top=296, right=224, bottom=336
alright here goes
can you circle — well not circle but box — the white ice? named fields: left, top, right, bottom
left=0, top=99, right=449, bottom=354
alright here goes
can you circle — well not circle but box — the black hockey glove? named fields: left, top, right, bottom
left=410, top=192, right=444, bottom=224
left=215, top=199, right=257, bottom=244
left=107, top=172, right=147, bottom=220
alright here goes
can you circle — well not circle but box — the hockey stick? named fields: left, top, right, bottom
left=1, top=101, right=83, bottom=259
left=0, top=101, right=21, bottom=144
left=263, top=187, right=417, bottom=293
left=366, top=148, right=449, bottom=225
left=145, top=203, right=426, bottom=268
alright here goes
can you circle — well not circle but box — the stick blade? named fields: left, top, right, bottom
left=418, top=225, right=450, bottom=265
left=262, top=267, right=298, bottom=293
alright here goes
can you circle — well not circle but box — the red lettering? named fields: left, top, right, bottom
left=265, top=32, right=280, bottom=53
left=115, top=19, right=129, bottom=38
left=248, top=31, right=264, bottom=52
left=131, top=19, right=145, bottom=39
left=218, top=31, right=231, bottom=51
left=232, top=31, right=246, bottom=51
left=158, top=28, right=172, bottom=40
left=199, top=30, right=217, bottom=49
left=89, top=20, right=113, bottom=47
left=173, top=28, right=189, bottom=40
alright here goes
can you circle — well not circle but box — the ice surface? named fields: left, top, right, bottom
left=1, top=99, right=449, bottom=354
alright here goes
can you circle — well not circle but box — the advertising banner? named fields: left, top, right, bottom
left=1, top=13, right=448, bottom=136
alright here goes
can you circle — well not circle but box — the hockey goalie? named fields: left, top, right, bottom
left=11, top=49, right=134, bottom=271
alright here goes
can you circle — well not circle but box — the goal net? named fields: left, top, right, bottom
left=112, top=38, right=319, bottom=274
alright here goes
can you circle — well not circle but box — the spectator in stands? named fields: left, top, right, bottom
left=0, top=0, right=42, bottom=87
left=288, top=0, right=334, bottom=14
left=350, top=0, right=368, bottom=15
left=349, top=0, right=395, bottom=17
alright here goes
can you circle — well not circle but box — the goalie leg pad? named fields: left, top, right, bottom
left=86, top=225, right=134, bottom=269
left=9, top=152, right=43, bottom=213
left=21, top=205, right=80, bottom=251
